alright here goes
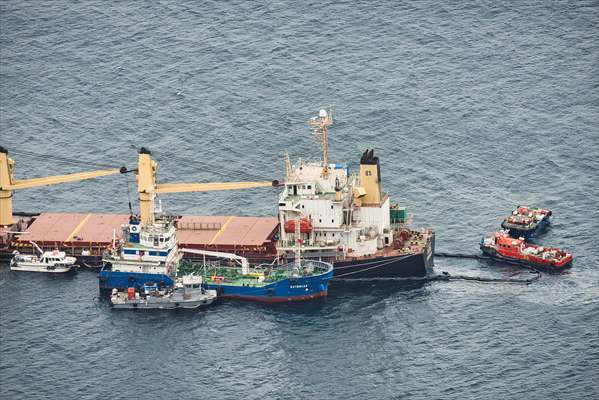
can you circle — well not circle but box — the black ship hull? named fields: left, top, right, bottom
left=332, top=253, right=432, bottom=280
left=3, top=233, right=437, bottom=280
left=330, top=234, right=435, bottom=280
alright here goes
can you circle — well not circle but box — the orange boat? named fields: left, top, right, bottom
left=283, top=218, right=313, bottom=234
left=480, top=231, right=572, bottom=271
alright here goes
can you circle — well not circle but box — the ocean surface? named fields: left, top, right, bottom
left=1, top=0, right=598, bottom=398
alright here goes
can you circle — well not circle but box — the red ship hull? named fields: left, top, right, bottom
left=480, top=232, right=573, bottom=271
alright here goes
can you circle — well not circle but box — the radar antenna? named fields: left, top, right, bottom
left=308, top=107, right=333, bottom=178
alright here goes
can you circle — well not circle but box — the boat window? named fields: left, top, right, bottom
left=307, top=185, right=311, bottom=190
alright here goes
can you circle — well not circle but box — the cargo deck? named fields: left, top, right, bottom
left=2, top=213, right=279, bottom=263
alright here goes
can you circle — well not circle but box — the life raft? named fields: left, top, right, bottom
left=284, top=218, right=313, bottom=233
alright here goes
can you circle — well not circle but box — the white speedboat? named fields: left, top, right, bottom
left=109, top=275, right=217, bottom=310
left=10, top=242, right=77, bottom=273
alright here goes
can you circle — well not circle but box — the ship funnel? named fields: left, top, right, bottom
left=359, top=148, right=383, bottom=205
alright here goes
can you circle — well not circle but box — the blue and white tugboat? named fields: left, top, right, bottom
left=99, top=215, right=180, bottom=294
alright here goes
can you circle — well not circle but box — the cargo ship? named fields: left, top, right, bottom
left=501, top=206, right=552, bottom=239
left=1, top=110, right=435, bottom=281
left=276, top=109, right=435, bottom=280
left=480, top=231, right=572, bottom=271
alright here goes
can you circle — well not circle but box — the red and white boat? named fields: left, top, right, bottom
left=480, top=231, right=573, bottom=271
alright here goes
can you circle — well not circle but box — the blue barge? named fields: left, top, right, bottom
left=501, top=206, right=552, bottom=240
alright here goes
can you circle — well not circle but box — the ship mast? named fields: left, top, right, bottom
left=308, top=107, right=333, bottom=178
left=294, top=212, right=301, bottom=268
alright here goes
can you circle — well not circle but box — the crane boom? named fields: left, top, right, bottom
left=0, top=146, right=126, bottom=225
left=155, top=181, right=274, bottom=194
left=136, top=147, right=277, bottom=224
left=181, top=248, right=249, bottom=275
left=8, top=168, right=124, bottom=190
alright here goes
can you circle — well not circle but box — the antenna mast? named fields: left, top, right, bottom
left=308, top=107, right=333, bottom=178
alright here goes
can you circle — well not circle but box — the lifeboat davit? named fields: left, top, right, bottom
left=284, top=218, right=313, bottom=233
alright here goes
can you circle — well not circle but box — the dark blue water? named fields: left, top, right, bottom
left=1, top=1, right=598, bottom=398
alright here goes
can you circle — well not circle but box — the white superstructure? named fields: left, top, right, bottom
left=10, top=242, right=77, bottom=273
left=277, top=109, right=395, bottom=259
left=103, top=216, right=180, bottom=276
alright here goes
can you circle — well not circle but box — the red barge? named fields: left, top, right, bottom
left=480, top=231, right=573, bottom=271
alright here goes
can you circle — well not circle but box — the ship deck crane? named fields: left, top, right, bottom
left=135, top=147, right=278, bottom=224
left=0, top=146, right=127, bottom=226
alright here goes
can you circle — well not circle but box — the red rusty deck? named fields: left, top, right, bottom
left=12, top=213, right=279, bottom=253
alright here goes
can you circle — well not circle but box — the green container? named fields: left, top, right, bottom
left=390, top=207, right=407, bottom=223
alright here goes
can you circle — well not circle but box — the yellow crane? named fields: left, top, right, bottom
left=0, top=146, right=126, bottom=226
left=135, top=147, right=277, bottom=224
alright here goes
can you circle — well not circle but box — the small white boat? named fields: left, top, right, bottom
left=10, top=242, right=77, bottom=273
left=110, top=275, right=217, bottom=310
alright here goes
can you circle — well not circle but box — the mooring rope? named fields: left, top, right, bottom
left=333, top=252, right=542, bottom=285
left=434, top=252, right=490, bottom=260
